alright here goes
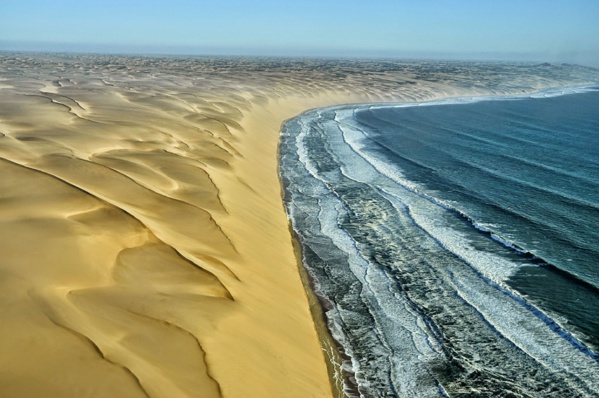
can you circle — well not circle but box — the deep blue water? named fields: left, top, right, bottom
left=279, top=87, right=599, bottom=397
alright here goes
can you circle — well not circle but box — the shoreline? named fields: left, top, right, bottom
left=1, top=53, right=598, bottom=397
left=288, top=224, right=347, bottom=398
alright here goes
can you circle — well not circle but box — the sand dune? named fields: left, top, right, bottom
left=0, top=53, right=597, bottom=397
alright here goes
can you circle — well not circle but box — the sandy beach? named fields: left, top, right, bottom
left=0, top=53, right=596, bottom=398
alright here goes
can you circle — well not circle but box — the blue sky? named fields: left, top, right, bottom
left=1, top=0, right=598, bottom=65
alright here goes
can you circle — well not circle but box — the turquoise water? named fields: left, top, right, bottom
left=280, top=87, right=599, bottom=397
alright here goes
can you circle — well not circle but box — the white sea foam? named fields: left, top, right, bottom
left=293, top=110, right=451, bottom=396
left=447, top=263, right=599, bottom=393
left=336, top=114, right=524, bottom=283
left=362, top=85, right=599, bottom=111
left=529, top=85, right=598, bottom=98
left=331, top=107, right=599, bottom=391
left=295, top=115, right=323, bottom=184
left=281, top=87, right=599, bottom=396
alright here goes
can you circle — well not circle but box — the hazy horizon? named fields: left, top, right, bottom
left=1, top=1, right=599, bottom=66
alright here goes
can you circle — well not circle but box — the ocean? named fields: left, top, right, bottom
left=279, top=87, right=599, bottom=397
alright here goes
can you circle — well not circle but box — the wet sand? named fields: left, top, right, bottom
left=0, top=53, right=596, bottom=397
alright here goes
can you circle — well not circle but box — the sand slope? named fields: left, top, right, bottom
left=0, top=54, right=597, bottom=398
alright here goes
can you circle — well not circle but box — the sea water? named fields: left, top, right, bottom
left=279, top=87, right=599, bottom=397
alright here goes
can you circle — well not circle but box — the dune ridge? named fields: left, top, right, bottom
left=0, top=53, right=597, bottom=398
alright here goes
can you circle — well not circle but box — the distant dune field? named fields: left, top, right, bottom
left=0, top=53, right=596, bottom=398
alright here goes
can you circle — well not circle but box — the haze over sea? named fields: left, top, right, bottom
left=280, top=87, right=599, bottom=397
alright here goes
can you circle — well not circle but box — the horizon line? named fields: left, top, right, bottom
left=2, top=40, right=599, bottom=68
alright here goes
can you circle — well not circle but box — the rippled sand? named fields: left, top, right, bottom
left=0, top=53, right=596, bottom=398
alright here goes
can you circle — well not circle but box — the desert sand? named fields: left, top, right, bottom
left=0, top=53, right=596, bottom=398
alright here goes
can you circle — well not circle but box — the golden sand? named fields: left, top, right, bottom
left=0, top=54, right=596, bottom=397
